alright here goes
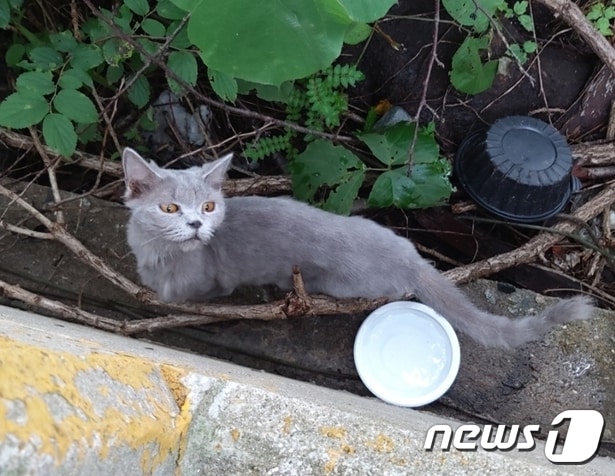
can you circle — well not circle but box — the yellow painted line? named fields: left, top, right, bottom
left=0, top=336, right=191, bottom=473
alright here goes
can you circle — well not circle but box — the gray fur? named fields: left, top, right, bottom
left=122, top=148, right=593, bottom=349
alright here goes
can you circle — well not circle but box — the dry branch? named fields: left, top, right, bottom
left=0, top=127, right=291, bottom=196
left=445, top=181, right=615, bottom=283
left=0, top=279, right=122, bottom=332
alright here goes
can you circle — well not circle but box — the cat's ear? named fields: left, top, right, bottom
left=122, top=147, right=162, bottom=198
left=202, top=154, right=232, bottom=190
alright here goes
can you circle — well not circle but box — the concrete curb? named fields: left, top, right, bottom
left=1, top=304, right=613, bottom=475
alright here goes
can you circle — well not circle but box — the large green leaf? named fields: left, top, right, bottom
left=16, top=71, right=54, bottom=95
left=42, top=113, right=77, bottom=157
left=183, top=0, right=352, bottom=85
left=291, top=139, right=365, bottom=215
left=53, top=89, right=98, bottom=124
left=0, top=92, right=48, bottom=128
left=338, top=0, right=396, bottom=22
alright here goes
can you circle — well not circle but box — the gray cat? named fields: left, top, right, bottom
left=122, top=148, right=592, bottom=348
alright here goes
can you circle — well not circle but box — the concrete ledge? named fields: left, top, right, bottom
left=1, top=304, right=613, bottom=475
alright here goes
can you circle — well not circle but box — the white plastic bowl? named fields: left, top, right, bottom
left=354, top=301, right=460, bottom=407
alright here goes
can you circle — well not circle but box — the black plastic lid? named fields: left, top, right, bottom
left=455, top=116, right=575, bottom=223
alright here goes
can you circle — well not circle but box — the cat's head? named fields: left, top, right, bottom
left=122, top=147, right=232, bottom=249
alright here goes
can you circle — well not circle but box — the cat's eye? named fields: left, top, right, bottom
left=202, top=201, right=216, bottom=213
left=159, top=203, right=180, bottom=213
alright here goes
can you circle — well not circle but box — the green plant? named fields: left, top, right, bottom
left=291, top=121, right=452, bottom=215
left=0, top=0, right=199, bottom=156
left=0, top=0, right=452, bottom=216
left=243, top=64, right=364, bottom=162
left=587, top=1, right=615, bottom=36
left=170, top=0, right=395, bottom=93
left=443, top=0, right=537, bottom=94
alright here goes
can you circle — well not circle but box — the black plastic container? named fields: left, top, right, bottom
left=455, top=116, right=575, bottom=223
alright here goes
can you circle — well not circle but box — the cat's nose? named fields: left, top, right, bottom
left=187, top=220, right=202, bottom=229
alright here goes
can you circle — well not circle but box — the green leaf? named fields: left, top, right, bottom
left=29, top=46, right=63, bottom=70
left=209, top=68, right=238, bottom=102
left=103, top=38, right=134, bottom=66
left=518, top=14, right=534, bottom=32
left=442, top=0, right=502, bottom=34
left=58, top=69, right=85, bottom=89
left=42, top=113, right=77, bottom=157
left=53, top=89, right=98, bottom=124
left=16, top=71, right=54, bottom=95
left=128, top=74, right=150, bottom=108
left=157, top=0, right=189, bottom=20
left=337, top=0, right=396, bottom=22
left=137, top=37, right=160, bottom=58
left=61, top=68, right=92, bottom=88
left=412, top=124, right=441, bottom=164
left=167, top=50, right=198, bottom=95
left=187, top=0, right=353, bottom=85
left=0, top=0, right=11, bottom=29
left=0, top=92, right=49, bottom=128
left=358, top=122, right=414, bottom=166
left=523, top=40, right=537, bottom=54
left=114, top=4, right=134, bottom=32
left=5, top=43, right=25, bottom=66
left=124, top=0, right=150, bottom=16
left=368, top=162, right=452, bottom=209
left=291, top=139, right=365, bottom=215
left=49, top=31, right=78, bottom=53
left=141, top=18, right=166, bottom=37
left=82, top=17, right=110, bottom=41
left=70, top=44, right=103, bottom=70
left=450, top=35, right=498, bottom=94
left=170, top=0, right=204, bottom=11
left=168, top=22, right=192, bottom=49
left=106, top=64, right=124, bottom=84
left=323, top=170, right=364, bottom=214
left=368, top=169, right=416, bottom=208
left=344, top=22, right=372, bottom=45
left=507, top=44, right=527, bottom=63
left=407, top=161, right=452, bottom=208
left=513, top=1, right=528, bottom=15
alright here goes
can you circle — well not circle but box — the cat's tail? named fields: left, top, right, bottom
left=410, top=262, right=593, bottom=349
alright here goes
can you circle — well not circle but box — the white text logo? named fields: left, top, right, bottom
left=424, top=409, right=604, bottom=464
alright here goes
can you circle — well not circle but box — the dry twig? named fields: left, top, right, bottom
left=445, top=182, right=615, bottom=283
left=0, top=127, right=292, bottom=196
